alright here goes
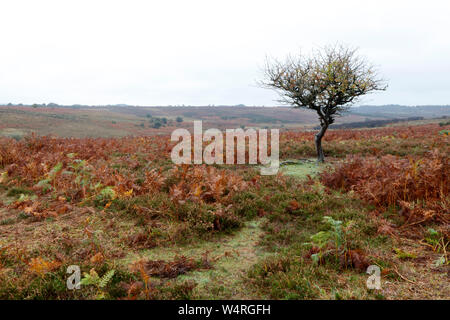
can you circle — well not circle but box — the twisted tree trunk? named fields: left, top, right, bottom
left=315, top=123, right=328, bottom=163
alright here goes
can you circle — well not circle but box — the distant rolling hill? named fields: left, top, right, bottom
left=0, top=104, right=448, bottom=138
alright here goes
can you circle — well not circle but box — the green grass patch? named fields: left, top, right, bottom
left=279, top=160, right=322, bottom=179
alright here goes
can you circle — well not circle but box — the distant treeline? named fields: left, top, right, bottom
left=349, top=104, right=450, bottom=118
left=315, top=117, right=426, bottom=130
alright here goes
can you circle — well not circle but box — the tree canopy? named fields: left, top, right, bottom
left=261, top=45, right=387, bottom=161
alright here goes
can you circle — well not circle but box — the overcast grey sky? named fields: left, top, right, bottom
left=1, top=0, right=449, bottom=106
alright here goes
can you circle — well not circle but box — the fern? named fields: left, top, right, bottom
left=35, top=178, right=52, bottom=192
left=99, top=187, right=116, bottom=200
left=80, top=268, right=115, bottom=299
left=48, top=162, right=63, bottom=179
left=308, top=216, right=355, bottom=264
left=80, top=268, right=100, bottom=286
left=99, top=269, right=115, bottom=289
left=310, top=231, right=331, bottom=249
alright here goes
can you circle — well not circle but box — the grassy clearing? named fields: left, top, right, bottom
left=120, top=219, right=268, bottom=299
left=279, top=159, right=327, bottom=179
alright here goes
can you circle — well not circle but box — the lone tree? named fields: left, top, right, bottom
left=261, top=45, right=387, bottom=162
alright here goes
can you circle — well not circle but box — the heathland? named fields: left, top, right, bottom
left=0, top=105, right=448, bottom=299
